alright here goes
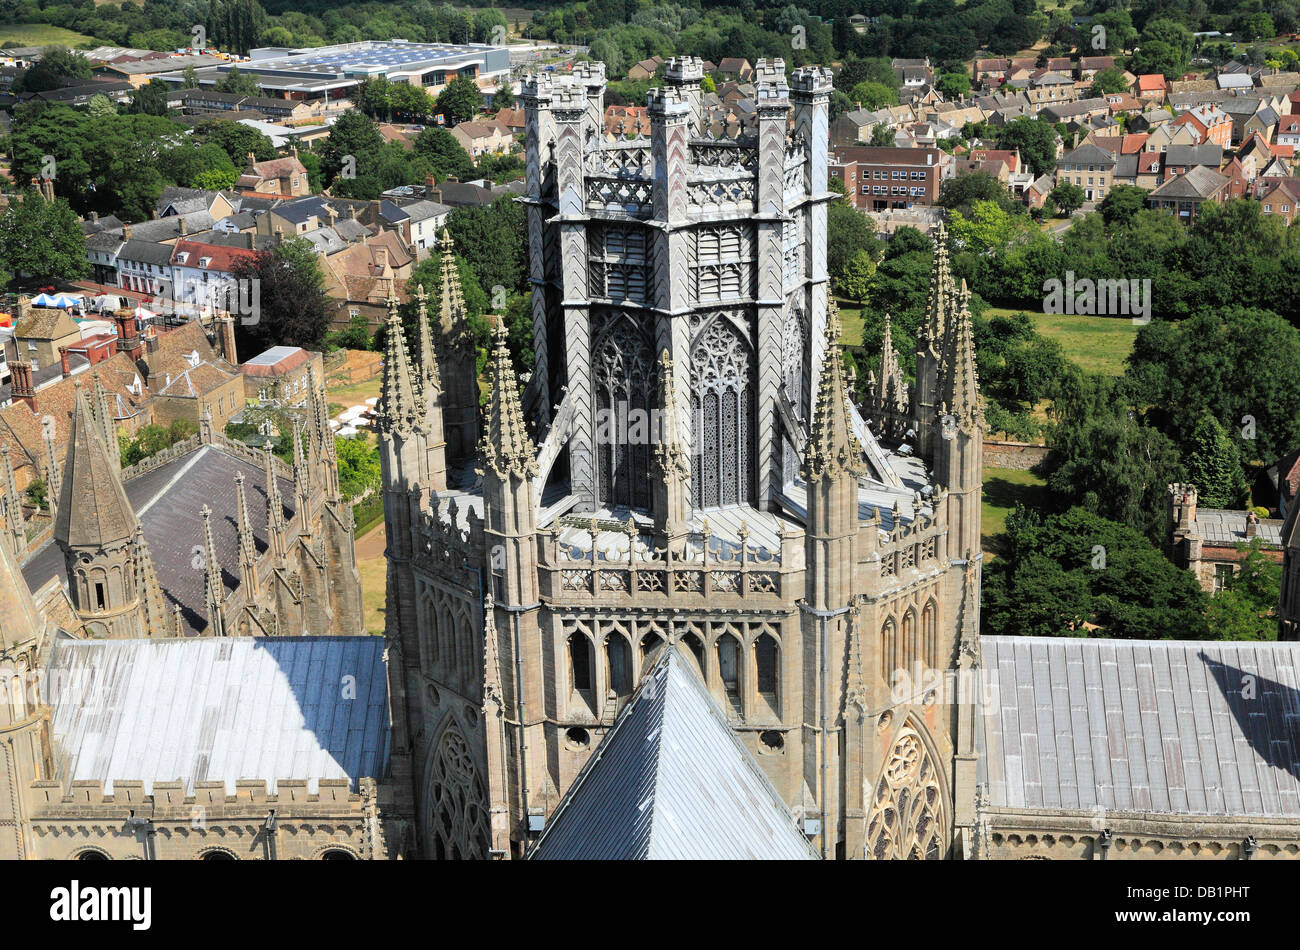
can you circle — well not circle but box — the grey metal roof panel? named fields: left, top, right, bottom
left=46, top=636, right=389, bottom=794
left=531, top=646, right=817, bottom=860
left=981, top=636, right=1300, bottom=818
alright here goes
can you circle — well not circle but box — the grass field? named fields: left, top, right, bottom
left=984, top=306, right=1139, bottom=376
left=326, top=376, right=382, bottom=410
left=355, top=522, right=387, bottom=635
left=835, top=297, right=866, bottom=347
left=982, top=466, right=1051, bottom=557
left=0, top=24, right=100, bottom=46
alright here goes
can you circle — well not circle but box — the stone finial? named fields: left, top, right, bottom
left=479, top=321, right=538, bottom=481
left=377, top=288, right=420, bottom=434
left=804, top=300, right=867, bottom=483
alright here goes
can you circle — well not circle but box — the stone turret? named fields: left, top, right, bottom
left=0, top=445, right=27, bottom=560
left=435, top=231, right=480, bottom=460
left=55, top=385, right=143, bottom=637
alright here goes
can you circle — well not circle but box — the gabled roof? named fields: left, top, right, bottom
left=980, top=637, right=1300, bottom=818
left=531, top=646, right=817, bottom=860
left=47, top=636, right=390, bottom=794
left=1060, top=143, right=1117, bottom=165
left=1149, top=163, right=1229, bottom=199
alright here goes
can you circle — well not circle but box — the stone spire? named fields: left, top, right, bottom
left=200, top=504, right=225, bottom=636
left=413, top=282, right=441, bottom=394
left=234, top=471, right=260, bottom=598
left=378, top=289, right=421, bottom=435
left=480, top=321, right=538, bottom=480
left=943, top=280, right=982, bottom=426
left=54, top=385, right=136, bottom=551
left=1, top=445, right=26, bottom=557
left=877, top=314, right=907, bottom=414
left=132, top=524, right=170, bottom=637
left=263, top=443, right=287, bottom=559
left=291, top=419, right=313, bottom=526
left=922, top=220, right=955, bottom=355
left=436, top=228, right=468, bottom=338
left=91, top=372, right=119, bottom=475
left=804, top=301, right=866, bottom=482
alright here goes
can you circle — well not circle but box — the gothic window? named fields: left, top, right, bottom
left=640, top=631, right=664, bottom=660
left=593, top=312, right=654, bottom=510
left=690, top=316, right=755, bottom=508
left=569, top=632, right=594, bottom=695
left=754, top=633, right=779, bottom=716
left=717, top=633, right=741, bottom=712
left=866, top=724, right=947, bottom=860
left=880, top=618, right=897, bottom=683
left=922, top=600, right=938, bottom=669
left=902, top=609, right=917, bottom=671
left=681, top=631, right=706, bottom=672
left=606, top=634, right=632, bottom=698
left=426, top=726, right=490, bottom=860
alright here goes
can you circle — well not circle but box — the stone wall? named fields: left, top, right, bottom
left=982, top=439, right=1051, bottom=471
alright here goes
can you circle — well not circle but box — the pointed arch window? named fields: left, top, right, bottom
left=426, top=726, right=490, bottom=860
left=880, top=617, right=897, bottom=683
left=606, top=634, right=632, bottom=699
left=866, top=724, right=947, bottom=860
left=716, top=632, right=742, bottom=715
left=922, top=600, right=938, bottom=669
left=593, top=311, right=654, bottom=510
left=690, top=316, right=754, bottom=508
left=754, top=633, right=779, bottom=717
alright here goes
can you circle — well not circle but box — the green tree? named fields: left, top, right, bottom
left=208, top=0, right=268, bottom=56
left=414, top=127, right=476, bottom=181
left=1097, top=184, right=1150, bottom=227
left=848, top=80, right=897, bottom=110
left=446, top=195, right=527, bottom=294
left=939, top=170, right=1019, bottom=216
left=827, top=198, right=879, bottom=285
left=214, top=66, right=262, bottom=97
left=229, top=238, right=331, bottom=353
left=86, top=94, right=117, bottom=118
left=1240, top=12, right=1276, bottom=42
left=1183, top=413, right=1248, bottom=508
left=24, top=478, right=48, bottom=511
left=1089, top=66, right=1130, bottom=97
left=181, top=65, right=201, bottom=90
left=0, top=191, right=90, bottom=284
left=869, top=123, right=897, bottom=147
left=1046, top=181, right=1085, bottom=216
left=935, top=72, right=970, bottom=99
left=435, top=76, right=482, bottom=126
left=15, top=46, right=91, bottom=93
left=196, top=119, right=276, bottom=164
left=837, top=249, right=876, bottom=302
left=1206, top=540, right=1283, bottom=640
left=995, top=116, right=1060, bottom=178
left=126, top=79, right=172, bottom=116
left=982, top=505, right=1210, bottom=639
left=335, top=435, right=382, bottom=500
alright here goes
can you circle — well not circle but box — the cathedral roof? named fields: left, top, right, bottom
left=531, top=646, right=817, bottom=860
left=980, top=636, right=1300, bottom=819
left=53, top=386, right=138, bottom=550
left=26, top=442, right=296, bottom=635
left=46, top=636, right=389, bottom=795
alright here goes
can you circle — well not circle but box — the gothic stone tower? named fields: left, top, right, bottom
left=383, top=60, right=985, bottom=860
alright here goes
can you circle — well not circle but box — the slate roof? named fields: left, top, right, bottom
left=119, top=239, right=177, bottom=267
left=46, top=636, right=390, bottom=794
left=979, top=637, right=1300, bottom=818
left=530, top=646, right=818, bottom=860
left=53, top=388, right=136, bottom=550
left=1164, top=143, right=1223, bottom=167
left=1149, top=164, right=1229, bottom=199
left=23, top=442, right=296, bottom=635
left=1190, top=508, right=1283, bottom=545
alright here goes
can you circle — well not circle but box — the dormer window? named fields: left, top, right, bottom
left=198, top=257, right=212, bottom=268
left=176, top=252, right=189, bottom=264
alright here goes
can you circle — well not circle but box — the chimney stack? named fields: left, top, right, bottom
left=59, top=347, right=70, bottom=378
left=9, top=361, right=34, bottom=408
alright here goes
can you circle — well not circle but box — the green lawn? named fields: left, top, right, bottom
left=0, top=24, right=100, bottom=46
left=984, top=306, right=1139, bottom=376
left=982, top=466, right=1051, bottom=557
left=835, top=297, right=865, bottom=346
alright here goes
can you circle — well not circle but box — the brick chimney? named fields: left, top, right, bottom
left=9, top=361, right=34, bottom=408
left=16, top=295, right=30, bottom=321
left=123, top=223, right=132, bottom=241
left=1246, top=509, right=1259, bottom=539
left=217, top=314, right=238, bottom=365
left=113, top=308, right=143, bottom=361
left=59, top=346, right=70, bottom=378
